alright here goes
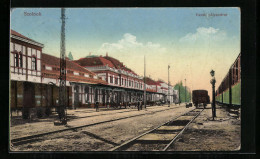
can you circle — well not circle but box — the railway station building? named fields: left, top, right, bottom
left=10, top=30, right=179, bottom=118
left=10, top=30, right=44, bottom=114
left=74, top=54, right=146, bottom=107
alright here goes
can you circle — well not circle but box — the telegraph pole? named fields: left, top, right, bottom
left=178, top=83, right=180, bottom=105
left=56, top=8, right=67, bottom=125
left=185, top=79, right=186, bottom=103
left=168, top=65, right=170, bottom=107
left=144, top=55, right=146, bottom=109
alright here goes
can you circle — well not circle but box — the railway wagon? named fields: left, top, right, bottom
left=10, top=81, right=72, bottom=119
left=192, top=90, right=210, bottom=108
left=215, top=53, right=241, bottom=107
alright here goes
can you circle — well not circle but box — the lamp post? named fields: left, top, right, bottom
left=210, top=69, right=216, bottom=120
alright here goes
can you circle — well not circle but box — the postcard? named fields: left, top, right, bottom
left=10, top=8, right=241, bottom=151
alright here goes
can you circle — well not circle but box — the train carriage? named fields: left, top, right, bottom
left=192, top=90, right=209, bottom=108
left=215, top=53, right=241, bottom=107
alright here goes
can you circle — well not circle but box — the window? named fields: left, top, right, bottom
left=121, top=78, right=123, bottom=85
left=115, top=77, right=118, bottom=84
left=14, top=53, right=19, bottom=67
left=85, top=87, right=89, bottom=103
left=125, top=79, right=127, bottom=86
left=19, top=53, right=23, bottom=67
left=110, top=76, right=113, bottom=83
left=32, top=57, right=37, bottom=70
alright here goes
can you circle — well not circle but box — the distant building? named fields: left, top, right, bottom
left=74, top=54, right=145, bottom=103
left=74, top=54, right=144, bottom=90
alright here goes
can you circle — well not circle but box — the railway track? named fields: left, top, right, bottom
left=66, top=105, right=158, bottom=120
left=11, top=105, right=185, bottom=146
left=110, top=108, right=204, bottom=151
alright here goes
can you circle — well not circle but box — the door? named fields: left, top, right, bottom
left=23, top=82, right=35, bottom=108
left=74, top=86, right=79, bottom=107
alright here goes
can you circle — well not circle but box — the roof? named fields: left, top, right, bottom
left=11, top=30, right=44, bottom=47
left=11, top=30, right=33, bottom=41
left=75, top=55, right=138, bottom=76
left=41, top=53, right=107, bottom=85
left=103, top=56, right=138, bottom=75
left=42, top=53, right=96, bottom=76
left=75, top=56, right=115, bottom=68
left=144, top=77, right=160, bottom=86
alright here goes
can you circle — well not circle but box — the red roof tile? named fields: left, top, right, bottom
left=42, top=53, right=96, bottom=76
left=74, top=56, right=115, bottom=68
left=103, top=56, right=138, bottom=75
left=11, top=30, right=34, bottom=41
left=144, top=77, right=160, bottom=86
left=41, top=53, right=107, bottom=85
left=42, top=70, right=107, bottom=85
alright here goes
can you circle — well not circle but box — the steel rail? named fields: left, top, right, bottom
left=109, top=108, right=198, bottom=151
left=67, top=105, right=173, bottom=120
left=163, top=108, right=204, bottom=151
left=11, top=105, right=185, bottom=146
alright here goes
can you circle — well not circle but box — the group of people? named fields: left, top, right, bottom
left=94, top=99, right=145, bottom=112
left=136, top=99, right=143, bottom=111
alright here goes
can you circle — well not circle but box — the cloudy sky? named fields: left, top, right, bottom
left=11, top=8, right=240, bottom=99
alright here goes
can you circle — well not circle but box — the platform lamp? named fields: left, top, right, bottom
left=210, top=69, right=216, bottom=120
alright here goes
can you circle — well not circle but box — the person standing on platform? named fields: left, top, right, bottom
left=95, top=101, right=99, bottom=112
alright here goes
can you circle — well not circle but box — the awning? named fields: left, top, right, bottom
left=112, top=88, right=125, bottom=92
left=93, top=85, right=113, bottom=91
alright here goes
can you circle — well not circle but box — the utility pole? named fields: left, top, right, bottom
left=56, top=8, right=67, bottom=125
left=144, top=55, right=146, bottom=109
left=185, top=79, right=186, bottom=103
left=168, top=65, right=170, bottom=107
left=178, top=82, right=180, bottom=105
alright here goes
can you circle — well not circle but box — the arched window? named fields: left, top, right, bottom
left=19, top=53, right=23, bottom=67
left=32, top=57, right=37, bottom=70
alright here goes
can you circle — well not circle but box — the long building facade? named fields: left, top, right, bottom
left=10, top=30, right=178, bottom=118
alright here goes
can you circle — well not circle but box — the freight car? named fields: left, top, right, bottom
left=215, top=53, right=241, bottom=108
left=192, top=90, right=210, bottom=108
left=11, top=81, right=72, bottom=119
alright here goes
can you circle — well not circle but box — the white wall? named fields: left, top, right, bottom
left=10, top=73, right=26, bottom=81
left=27, top=75, right=41, bottom=83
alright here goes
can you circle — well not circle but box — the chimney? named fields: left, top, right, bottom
left=106, top=52, right=108, bottom=57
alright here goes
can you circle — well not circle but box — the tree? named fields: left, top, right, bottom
left=68, top=52, right=74, bottom=60
left=174, top=82, right=191, bottom=103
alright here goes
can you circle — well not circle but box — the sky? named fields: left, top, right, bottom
left=11, top=8, right=240, bottom=99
